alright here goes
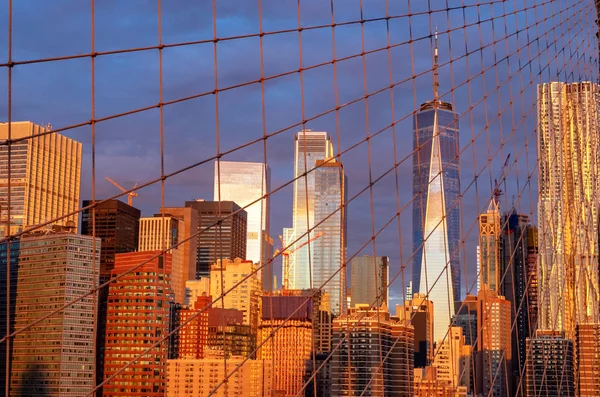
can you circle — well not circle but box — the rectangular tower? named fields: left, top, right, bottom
left=350, top=255, right=389, bottom=308
left=526, top=331, right=575, bottom=397
left=312, top=158, right=347, bottom=315
left=185, top=200, right=247, bottom=278
left=9, top=229, right=100, bottom=397
left=139, top=214, right=186, bottom=304
left=537, top=82, right=600, bottom=336
left=161, top=206, right=199, bottom=285
left=0, top=122, right=82, bottom=234
left=479, top=200, right=501, bottom=292
left=288, top=130, right=334, bottom=293
left=213, top=161, right=271, bottom=289
left=103, top=252, right=172, bottom=397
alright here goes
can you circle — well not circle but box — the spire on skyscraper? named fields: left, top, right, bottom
left=433, top=26, right=439, bottom=102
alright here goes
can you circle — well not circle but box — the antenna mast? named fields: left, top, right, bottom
left=433, top=26, right=439, bottom=102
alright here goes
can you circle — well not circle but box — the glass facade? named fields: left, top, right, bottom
left=213, top=161, right=270, bottom=278
left=412, top=104, right=461, bottom=304
left=288, top=131, right=334, bottom=293
left=537, top=82, right=600, bottom=336
left=413, top=103, right=458, bottom=342
left=313, top=160, right=347, bottom=316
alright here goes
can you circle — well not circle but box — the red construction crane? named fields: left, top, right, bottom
left=492, top=154, right=511, bottom=205
left=275, top=231, right=325, bottom=292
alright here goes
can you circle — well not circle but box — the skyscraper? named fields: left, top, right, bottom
left=185, top=200, right=247, bottom=278
left=103, top=252, right=172, bottom=397
left=139, top=214, right=186, bottom=304
left=398, top=292, right=434, bottom=368
left=287, top=130, right=334, bottom=292
left=161, top=206, right=199, bottom=286
left=332, top=305, right=414, bottom=396
left=350, top=255, right=389, bottom=308
left=312, top=158, right=347, bottom=315
left=576, top=323, right=600, bottom=396
left=537, top=82, right=600, bottom=336
left=412, top=34, right=461, bottom=304
left=81, top=199, right=140, bottom=389
left=526, top=331, right=575, bottom=397
left=9, top=228, right=100, bottom=397
left=479, top=199, right=501, bottom=292
left=0, top=122, right=82, bottom=234
left=213, top=161, right=272, bottom=289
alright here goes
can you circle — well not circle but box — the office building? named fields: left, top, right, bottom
left=0, top=122, right=82, bottom=235
left=103, top=252, right=172, bottom=397
left=213, top=161, right=272, bottom=289
left=537, top=82, right=600, bottom=336
left=81, top=199, right=140, bottom=387
left=166, top=354, right=273, bottom=397
left=479, top=199, right=501, bottom=292
left=350, top=255, right=389, bottom=308
left=185, top=200, right=247, bottom=278
left=398, top=292, right=434, bottom=368
left=312, top=158, right=347, bottom=315
left=258, top=294, right=314, bottom=396
left=411, top=36, right=461, bottom=304
left=185, top=278, right=210, bottom=306
left=454, top=294, right=478, bottom=347
left=139, top=213, right=185, bottom=304
left=161, top=206, right=199, bottom=283
left=526, top=331, right=575, bottom=397
left=286, top=130, right=334, bottom=292
left=500, top=211, right=537, bottom=391
left=9, top=229, right=100, bottom=397
left=0, top=240, right=19, bottom=395
left=432, top=326, right=468, bottom=391
left=209, top=258, right=261, bottom=345
left=576, top=323, right=600, bottom=396
left=332, top=304, right=414, bottom=396
left=476, top=288, right=512, bottom=397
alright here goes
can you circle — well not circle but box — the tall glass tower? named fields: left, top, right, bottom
left=412, top=31, right=461, bottom=307
left=537, top=82, right=600, bottom=337
left=287, top=131, right=334, bottom=292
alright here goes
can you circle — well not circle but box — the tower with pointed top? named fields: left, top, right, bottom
left=412, top=28, right=461, bottom=343
left=478, top=199, right=501, bottom=292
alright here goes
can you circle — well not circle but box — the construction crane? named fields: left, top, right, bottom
left=105, top=177, right=138, bottom=206
left=275, top=231, right=325, bottom=292
left=492, top=153, right=511, bottom=205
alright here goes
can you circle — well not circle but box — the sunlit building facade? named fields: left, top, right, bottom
left=0, top=121, right=82, bottom=235
left=576, top=323, right=600, bottom=396
left=526, top=331, right=575, bottom=397
left=213, top=161, right=271, bottom=288
left=161, top=206, right=199, bottom=287
left=166, top=354, right=273, bottom=397
left=398, top=292, right=434, bottom=368
left=9, top=230, right=100, bottom=397
left=287, top=130, right=334, bottom=292
left=312, top=158, right=347, bottom=315
left=479, top=199, right=501, bottom=292
left=351, top=255, right=389, bottom=308
left=415, top=99, right=458, bottom=342
left=139, top=214, right=186, bottom=304
left=103, top=251, right=172, bottom=397
left=412, top=101, right=461, bottom=304
left=537, top=82, right=600, bottom=336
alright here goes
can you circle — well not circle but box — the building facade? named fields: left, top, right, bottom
left=166, top=355, right=273, bottom=397
left=576, top=323, right=600, bottom=396
left=332, top=305, right=414, bottom=396
left=213, top=161, right=272, bottom=289
left=102, top=252, right=172, bottom=397
left=9, top=230, right=100, bottom=396
left=139, top=214, right=185, bottom=304
left=350, top=255, right=389, bottom=308
left=537, top=82, right=600, bottom=336
left=0, top=122, right=82, bottom=235
left=398, top=292, right=434, bottom=368
left=479, top=199, right=501, bottom=292
left=161, top=206, right=199, bottom=286
left=312, top=158, right=347, bottom=315
left=287, top=130, right=334, bottom=293
left=185, top=200, right=247, bottom=278
left=526, top=331, right=575, bottom=397
left=412, top=99, right=461, bottom=304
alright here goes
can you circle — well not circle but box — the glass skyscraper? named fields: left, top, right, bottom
left=287, top=131, right=333, bottom=289
left=412, top=100, right=461, bottom=305
left=214, top=161, right=271, bottom=287
left=537, top=82, right=600, bottom=337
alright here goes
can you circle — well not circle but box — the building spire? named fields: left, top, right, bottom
left=433, top=26, right=439, bottom=102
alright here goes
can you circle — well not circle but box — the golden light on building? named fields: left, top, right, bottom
left=0, top=121, right=82, bottom=235
left=478, top=199, right=501, bottom=292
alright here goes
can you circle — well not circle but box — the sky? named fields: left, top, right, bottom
left=0, top=0, right=597, bottom=308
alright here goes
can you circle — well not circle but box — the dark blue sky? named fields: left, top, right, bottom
left=0, top=0, right=596, bottom=307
